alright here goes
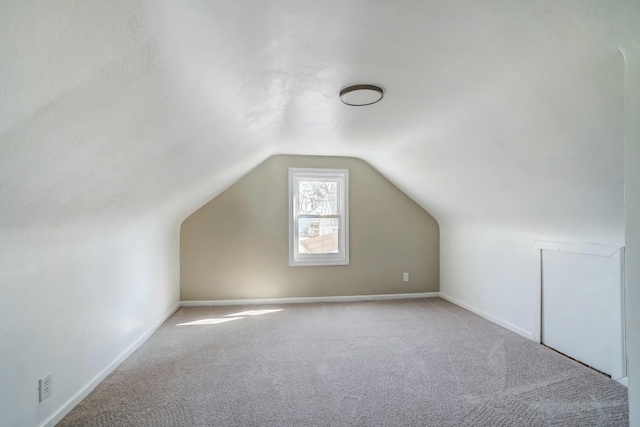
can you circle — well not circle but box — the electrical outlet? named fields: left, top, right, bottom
left=39, top=373, right=52, bottom=402
left=403, top=272, right=409, bottom=282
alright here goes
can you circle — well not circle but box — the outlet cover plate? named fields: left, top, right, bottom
left=403, top=273, right=409, bottom=282
left=39, top=373, right=52, bottom=402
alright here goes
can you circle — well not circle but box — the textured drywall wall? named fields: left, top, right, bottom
left=0, top=221, right=180, bottom=427
left=440, top=226, right=538, bottom=339
left=622, top=46, right=640, bottom=426
left=180, top=155, right=439, bottom=300
left=439, top=50, right=626, bottom=338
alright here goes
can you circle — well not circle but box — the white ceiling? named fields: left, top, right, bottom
left=1, top=0, right=638, bottom=240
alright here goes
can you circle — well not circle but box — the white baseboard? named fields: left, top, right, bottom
left=38, top=302, right=181, bottom=427
left=616, top=377, right=628, bottom=387
left=439, top=293, right=536, bottom=341
left=181, top=292, right=439, bottom=307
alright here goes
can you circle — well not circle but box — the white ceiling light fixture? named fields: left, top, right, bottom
left=339, top=84, right=384, bottom=106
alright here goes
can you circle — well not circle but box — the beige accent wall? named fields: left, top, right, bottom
left=180, top=155, right=439, bottom=300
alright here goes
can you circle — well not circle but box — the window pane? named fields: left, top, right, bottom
left=297, top=180, right=338, bottom=215
left=298, top=218, right=339, bottom=254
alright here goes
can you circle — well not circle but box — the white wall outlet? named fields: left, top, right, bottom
left=39, top=373, right=52, bottom=402
left=403, top=272, right=409, bottom=282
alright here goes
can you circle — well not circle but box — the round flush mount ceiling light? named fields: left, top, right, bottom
left=339, top=84, right=383, bottom=106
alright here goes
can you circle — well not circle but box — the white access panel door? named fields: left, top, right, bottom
left=542, top=249, right=624, bottom=377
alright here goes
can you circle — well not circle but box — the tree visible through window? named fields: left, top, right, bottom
left=289, top=168, right=349, bottom=266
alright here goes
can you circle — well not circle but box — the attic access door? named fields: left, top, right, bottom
left=540, top=243, right=625, bottom=380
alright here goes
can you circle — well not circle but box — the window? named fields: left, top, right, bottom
left=289, top=168, right=349, bottom=266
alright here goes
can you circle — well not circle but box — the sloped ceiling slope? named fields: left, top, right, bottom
left=1, top=0, right=638, bottom=235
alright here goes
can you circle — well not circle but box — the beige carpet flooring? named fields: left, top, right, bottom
left=58, top=298, right=628, bottom=426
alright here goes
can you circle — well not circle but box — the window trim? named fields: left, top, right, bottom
left=289, top=168, right=349, bottom=266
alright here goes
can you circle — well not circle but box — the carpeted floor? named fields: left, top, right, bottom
left=58, top=298, right=628, bottom=426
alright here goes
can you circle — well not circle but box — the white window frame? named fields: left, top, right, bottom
left=289, top=168, right=349, bottom=266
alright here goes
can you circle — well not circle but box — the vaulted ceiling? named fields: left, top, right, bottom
left=1, top=0, right=638, bottom=239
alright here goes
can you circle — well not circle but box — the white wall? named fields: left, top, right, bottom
left=440, top=220, right=625, bottom=342
left=622, top=46, right=640, bottom=427
left=440, top=225, right=538, bottom=339
left=439, top=49, right=627, bottom=346
left=0, top=219, right=180, bottom=427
